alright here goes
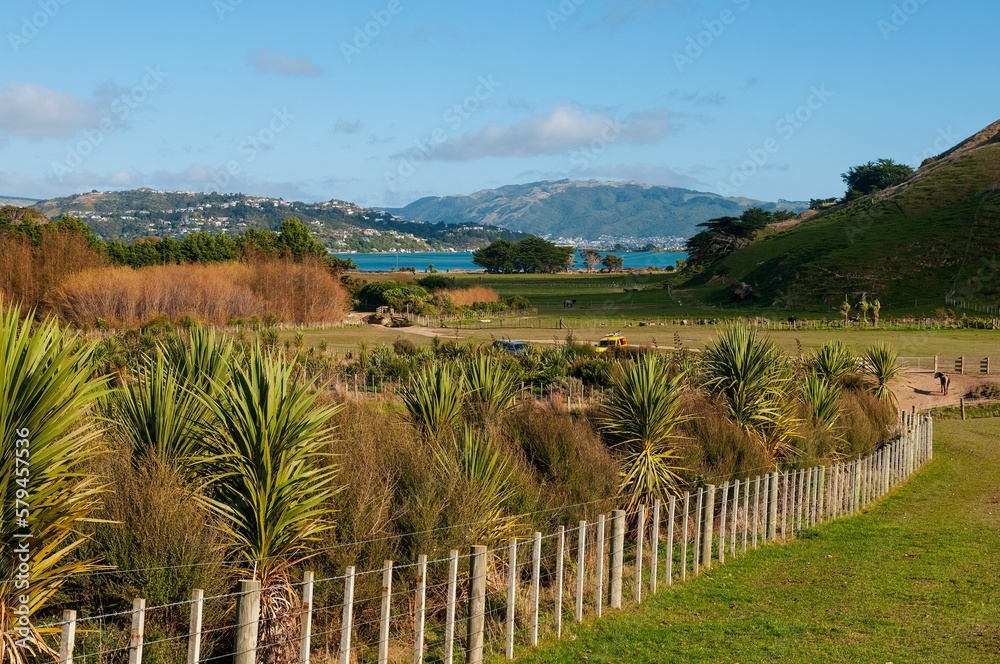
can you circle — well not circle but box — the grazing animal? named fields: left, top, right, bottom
left=563, top=299, right=577, bottom=308
left=933, top=371, right=950, bottom=395
left=788, top=316, right=798, bottom=327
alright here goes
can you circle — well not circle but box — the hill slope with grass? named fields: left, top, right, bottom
left=522, top=418, right=1000, bottom=663
left=677, top=120, right=1000, bottom=313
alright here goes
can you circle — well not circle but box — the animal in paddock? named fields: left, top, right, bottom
left=563, top=299, right=577, bottom=308
left=933, top=371, right=951, bottom=395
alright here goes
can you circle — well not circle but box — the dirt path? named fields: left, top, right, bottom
left=893, top=370, right=996, bottom=413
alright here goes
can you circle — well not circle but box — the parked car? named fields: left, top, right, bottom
left=595, top=333, right=628, bottom=353
left=493, top=339, right=532, bottom=355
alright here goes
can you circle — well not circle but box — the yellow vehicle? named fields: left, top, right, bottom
left=595, top=333, right=628, bottom=353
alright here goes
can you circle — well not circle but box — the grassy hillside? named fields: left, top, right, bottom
left=678, top=139, right=1000, bottom=314
left=518, top=418, right=1000, bottom=663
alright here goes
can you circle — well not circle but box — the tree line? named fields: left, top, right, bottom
left=0, top=208, right=355, bottom=270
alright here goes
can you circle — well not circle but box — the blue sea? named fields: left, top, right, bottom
left=336, top=250, right=687, bottom=272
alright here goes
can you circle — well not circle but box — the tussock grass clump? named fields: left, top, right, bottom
left=47, top=257, right=348, bottom=327
left=447, top=286, right=500, bottom=307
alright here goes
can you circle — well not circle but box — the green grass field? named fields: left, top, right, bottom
left=514, top=418, right=1000, bottom=663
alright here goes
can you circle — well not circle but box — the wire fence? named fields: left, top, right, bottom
left=42, top=414, right=933, bottom=664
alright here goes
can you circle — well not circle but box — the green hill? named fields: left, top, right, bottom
left=677, top=120, right=1000, bottom=314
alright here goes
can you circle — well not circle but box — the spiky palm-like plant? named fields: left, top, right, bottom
left=159, top=325, right=233, bottom=398
left=600, top=354, right=688, bottom=512
left=703, top=323, right=799, bottom=461
left=1, top=303, right=108, bottom=663
left=110, top=355, right=205, bottom=470
left=199, top=346, right=341, bottom=663
left=200, top=346, right=340, bottom=584
left=801, top=371, right=842, bottom=433
left=862, top=343, right=901, bottom=404
left=840, top=298, right=852, bottom=327
left=439, top=427, right=519, bottom=544
left=402, top=363, right=465, bottom=442
left=812, top=341, right=858, bottom=385
left=464, top=354, right=519, bottom=422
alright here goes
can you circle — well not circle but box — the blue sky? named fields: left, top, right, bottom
left=0, top=0, right=996, bottom=207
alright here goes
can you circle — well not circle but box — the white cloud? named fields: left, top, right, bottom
left=425, top=104, right=676, bottom=161
left=249, top=49, right=324, bottom=76
left=0, top=83, right=99, bottom=138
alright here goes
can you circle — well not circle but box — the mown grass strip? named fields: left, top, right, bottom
left=515, top=418, right=1000, bottom=663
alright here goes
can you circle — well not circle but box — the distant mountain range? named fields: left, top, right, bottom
left=23, top=189, right=523, bottom=253
left=0, top=196, right=40, bottom=207
left=386, top=180, right=808, bottom=241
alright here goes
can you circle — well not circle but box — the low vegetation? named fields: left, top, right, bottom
left=1, top=305, right=904, bottom=662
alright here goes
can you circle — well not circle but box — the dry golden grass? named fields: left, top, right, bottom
left=48, top=257, right=348, bottom=327
left=446, top=286, right=500, bottom=307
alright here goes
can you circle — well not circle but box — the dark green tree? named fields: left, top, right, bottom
left=601, top=253, right=624, bottom=272
left=841, top=159, right=914, bottom=199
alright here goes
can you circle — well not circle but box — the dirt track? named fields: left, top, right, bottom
left=893, top=370, right=996, bottom=413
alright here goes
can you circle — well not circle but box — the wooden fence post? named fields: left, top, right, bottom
left=555, top=526, right=565, bottom=637
left=235, top=580, right=261, bottom=664
left=635, top=506, right=645, bottom=603
left=414, top=556, right=427, bottom=664
left=340, top=567, right=355, bottom=664
left=575, top=523, right=586, bottom=623
left=530, top=532, right=542, bottom=645
left=781, top=472, right=789, bottom=541
left=467, top=546, right=488, bottom=664
left=768, top=472, right=779, bottom=541
left=59, top=610, right=76, bottom=664
left=742, top=478, right=751, bottom=553
left=610, top=510, right=625, bottom=609
left=650, top=500, right=661, bottom=593
left=378, top=561, right=393, bottom=664
left=445, top=551, right=458, bottom=664
left=506, top=538, right=518, bottom=660
left=128, top=598, right=146, bottom=664
left=596, top=515, right=606, bottom=617
left=297, top=574, right=313, bottom=664
left=730, top=481, right=740, bottom=557
left=751, top=477, right=761, bottom=549
left=718, top=483, right=728, bottom=564
left=680, top=492, right=690, bottom=581
left=702, top=485, right=715, bottom=571
left=188, top=589, right=204, bottom=664
left=694, top=490, right=703, bottom=575
left=667, top=497, right=676, bottom=586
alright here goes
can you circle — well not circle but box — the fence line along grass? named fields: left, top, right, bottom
left=520, top=416, right=999, bottom=663
left=51, top=413, right=933, bottom=664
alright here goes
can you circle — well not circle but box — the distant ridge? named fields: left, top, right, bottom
left=386, top=179, right=807, bottom=241
left=0, top=196, right=41, bottom=207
